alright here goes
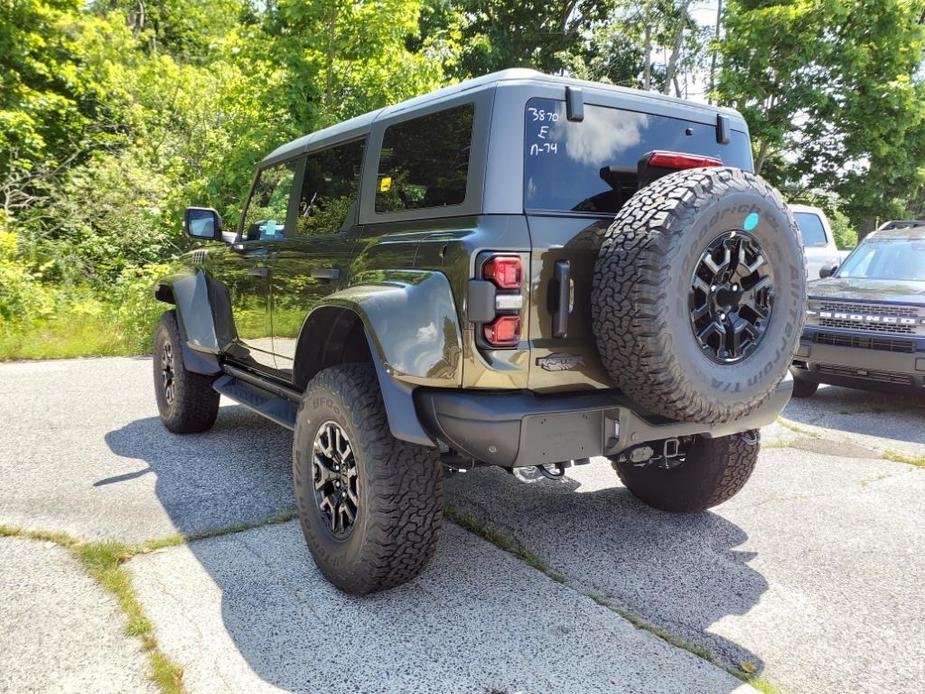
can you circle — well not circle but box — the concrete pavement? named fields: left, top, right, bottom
left=1, top=357, right=923, bottom=693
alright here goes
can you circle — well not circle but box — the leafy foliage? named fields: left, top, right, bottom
left=0, top=0, right=923, bottom=358
left=717, top=0, right=925, bottom=234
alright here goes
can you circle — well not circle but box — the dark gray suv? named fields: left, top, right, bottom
left=152, top=69, right=805, bottom=593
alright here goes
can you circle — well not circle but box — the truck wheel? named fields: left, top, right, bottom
left=153, top=310, right=220, bottom=433
left=592, top=167, right=806, bottom=423
left=790, top=372, right=819, bottom=398
left=613, top=431, right=760, bottom=513
left=292, top=364, right=443, bottom=594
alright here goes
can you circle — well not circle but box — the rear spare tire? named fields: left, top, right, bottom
left=592, top=167, right=805, bottom=423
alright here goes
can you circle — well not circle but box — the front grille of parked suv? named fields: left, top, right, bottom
left=814, top=301, right=921, bottom=335
left=812, top=332, right=916, bottom=353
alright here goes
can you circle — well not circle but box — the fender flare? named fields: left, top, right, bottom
left=298, top=270, right=464, bottom=447
left=154, top=270, right=222, bottom=375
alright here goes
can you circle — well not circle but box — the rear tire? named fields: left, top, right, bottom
left=790, top=372, right=819, bottom=398
left=153, top=310, right=220, bottom=434
left=613, top=431, right=760, bottom=513
left=292, top=364, right=443, bottom=594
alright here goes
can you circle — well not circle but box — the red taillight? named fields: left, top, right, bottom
left=646, top=151, right=723, bottom=170
left=483, top=256, right=523, bottom=290
left=483, top=315, right=521, bottom=347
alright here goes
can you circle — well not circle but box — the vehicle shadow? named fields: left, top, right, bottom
left=782, top=384, right=925, bottom=448
left=104, top=406, right=294, bottom=537
left=105, top=412, right=762, bottom=691
left=445, top=465, right=769, bottom=677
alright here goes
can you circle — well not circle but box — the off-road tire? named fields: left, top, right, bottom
left=592, top=167, right=806, bottom=423
left=292, top=364, right=443, bottom=594
left=153, top=310, right=220, bottom=433
left=614, top=431, right=760, bottom=513
left=790, top=371, right=819, bottom=398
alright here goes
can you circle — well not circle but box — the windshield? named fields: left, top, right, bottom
left=838, top=238, right=925, bottom=281
left=524, top=97, right=753, bottom=215
left=793, top=212, right=828, bottom=247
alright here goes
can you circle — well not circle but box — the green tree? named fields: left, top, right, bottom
left=717, top=0, right=925, bottom=234
left=0, top=0, right=111, bottom=175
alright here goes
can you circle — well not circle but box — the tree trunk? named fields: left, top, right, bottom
left=708, top=0, right=723, bottom=104
left=323, top=2, right=339, bottom=109
left=664, top=1, right=691, bottom=95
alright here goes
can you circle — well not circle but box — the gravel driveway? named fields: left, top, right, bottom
left=1, top=357, right=923, bottom=693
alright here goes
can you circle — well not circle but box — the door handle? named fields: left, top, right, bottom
left=552, top=260, right=571, bottom=338
left=248, top=266, right=269, bottom=278
left=311, top=268, right=341, bottom=280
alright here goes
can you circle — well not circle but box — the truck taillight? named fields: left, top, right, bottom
left=483, top=256, right=523, bottom=289
left=484, top=316, right=521, bottom=347
left=478, top=253, right=524, bottom=348
left=645, top=151, right=723, bottom=170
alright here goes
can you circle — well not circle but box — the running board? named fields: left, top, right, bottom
left=213, top=374, right=298, bottom=430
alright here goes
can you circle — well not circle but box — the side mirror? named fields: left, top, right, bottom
left=819, top=262, right=838, bottom=279
left=184, top=207, right=223, bottom=241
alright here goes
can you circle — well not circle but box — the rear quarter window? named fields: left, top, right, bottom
left=524, top=97, right=753, bottom=215
left=376, top=104, right=474, bottom=213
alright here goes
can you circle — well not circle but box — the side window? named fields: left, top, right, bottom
left=375, top=104, right=474, bottom=213
left=296, top=139, right=364, bottom=236
left=241, top=161, right=297, bottom=241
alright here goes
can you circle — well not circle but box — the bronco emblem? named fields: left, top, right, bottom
left=536, top=353, right=584, bottom=371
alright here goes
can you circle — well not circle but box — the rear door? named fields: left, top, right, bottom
left=521, top=97, right=755, bottom=391
left=270, top=139, right=366, bottom=381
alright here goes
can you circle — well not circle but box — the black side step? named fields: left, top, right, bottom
left=213, top=374, right=299, bottom=430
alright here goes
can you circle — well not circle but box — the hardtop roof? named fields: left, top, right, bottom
left=869, top=225, right=925, bottom=240
left=260, top=69, right=745, bottom=167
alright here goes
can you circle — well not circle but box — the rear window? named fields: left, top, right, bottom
left=524, top=97, right=753, bottom=214
left=793, top=211, right=829, bottom=247
left=376, top=104, right=474, bottom=213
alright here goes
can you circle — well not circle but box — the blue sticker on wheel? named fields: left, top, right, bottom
left=743, top=212, right=760, bottom=231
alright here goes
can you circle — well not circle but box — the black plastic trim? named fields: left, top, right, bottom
left=415, top=382, right=791, bottom=467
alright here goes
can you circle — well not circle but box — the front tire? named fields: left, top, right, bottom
left=613, top=431, right=760, bottom=513
left=153, top=310, right=220, bottom=434
left=292, top=364, right=443, bottom=594
left=790, top=372, right=819, bottom=398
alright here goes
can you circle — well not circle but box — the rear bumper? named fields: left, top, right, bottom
left=793, top=327, right=925, bottom=392
left=415, top=381, right=792, bottom=467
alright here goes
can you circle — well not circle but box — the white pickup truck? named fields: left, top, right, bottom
left=790, top=204, right=843, bottom=280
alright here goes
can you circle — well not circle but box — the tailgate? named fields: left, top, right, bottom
left=525, top=215, right=612, bottom=392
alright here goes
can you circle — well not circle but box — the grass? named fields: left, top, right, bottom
left=775, top=417, right=819, bottom=438
left=0, top=313, right=150, bottom=360
left=445, top=507, right=784, bottom=694
left=0, top=511, right=300, bottom=694
left=75, top=541, right=184, bottom=694
left=761, top=438, right=797, bottom=450
left=0, top=525, right=185, bottom=693
left=445, top=506, right=567, bottom=583
left=881, top=450, right=925, bottom=469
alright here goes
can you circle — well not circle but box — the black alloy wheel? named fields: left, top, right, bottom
left=312, top=420, right=360, bottom=538
left=689, top=231, right=774, bottom=364
left=159, top=341, right=176, bottom=406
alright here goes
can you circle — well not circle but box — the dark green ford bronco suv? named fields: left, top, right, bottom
left=153, top=70, right=806, bottom=594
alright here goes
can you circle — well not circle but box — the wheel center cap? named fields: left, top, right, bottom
left=714, top=286, right=741, bottom=309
